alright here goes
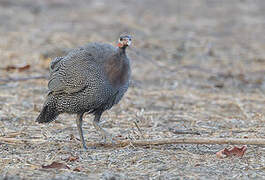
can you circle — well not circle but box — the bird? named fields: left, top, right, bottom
left=36, top=35, right=132, bottom=149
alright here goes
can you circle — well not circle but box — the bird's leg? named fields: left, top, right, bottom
left=93, top=112, right=113, bottom=143
left=76, top=113, right=87, bottom=149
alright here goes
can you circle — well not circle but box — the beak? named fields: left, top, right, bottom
left=125, top=39, right=131, bottom=46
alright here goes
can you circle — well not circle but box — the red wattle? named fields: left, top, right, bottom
left=117, top=43, right=123, bottom=47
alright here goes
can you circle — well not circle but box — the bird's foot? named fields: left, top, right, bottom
left=93, top=120, right=115, bottom=145
left=83, top=145, right=97, bottom=150
left=82, top=144, right=88, bottom=150
left=100, top=129, right=115, bottom=144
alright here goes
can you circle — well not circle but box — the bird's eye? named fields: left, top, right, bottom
left=120, top=37, right=123, bottom=41
left=129, top=38, right=131, bottom=41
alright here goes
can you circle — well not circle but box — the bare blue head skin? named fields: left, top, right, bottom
left=118, top=35, right=132, bottom=49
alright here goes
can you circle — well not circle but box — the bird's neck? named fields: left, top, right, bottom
left=104, top=47, right=130, bottom=88
left=118, top=46, right=127, bottom=56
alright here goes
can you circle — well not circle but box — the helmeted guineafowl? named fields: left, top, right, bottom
left=36, top=35, right=132, bottom=149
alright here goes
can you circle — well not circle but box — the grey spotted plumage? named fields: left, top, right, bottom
left=36, top=35, right=132, bottom=149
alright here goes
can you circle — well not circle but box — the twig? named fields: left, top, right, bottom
left=0, top=137, right=46, bottom=144
left=0, top=75, right=48, bottom=82
left=0, top=132, right=25, bottom=138
left=169, top=128, right=201, bottom=135
left=133, top=121, right=144, bottom=138
left=86, top=137, right=265, bottom=147
left=2, top=137, right=265, bottom=147
left=234, top=98, right=250, bottom=120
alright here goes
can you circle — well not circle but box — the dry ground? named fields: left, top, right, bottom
left=1, top=0, right=265, bottom=179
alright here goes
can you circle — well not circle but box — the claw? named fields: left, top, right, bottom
left=102, top=130, right=115, bottom=144
left=93, top=112, right=116, bottom=145
left=93, top=120, right=114, bottom=144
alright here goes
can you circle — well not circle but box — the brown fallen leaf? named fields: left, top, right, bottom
left=66, top=156, right=79, bottom=162
left=5, top=66, right=16, bottom=71
left=42, top=162, right=70, bottom=169
left=73, top=167, right=83, bottom=172
left=4, top=64, right=31, bottom=72
left=216, top=145, right=247, bottom=158
left=18, top=65, right=31, bottom=72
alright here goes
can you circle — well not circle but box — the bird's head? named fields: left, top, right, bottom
left=118, top=35, right=132, bottom=48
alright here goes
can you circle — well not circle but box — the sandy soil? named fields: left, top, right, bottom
left=0, top=0, right=265, bottom=179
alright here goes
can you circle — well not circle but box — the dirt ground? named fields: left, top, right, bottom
left=1, top=0, right=265, bottom=179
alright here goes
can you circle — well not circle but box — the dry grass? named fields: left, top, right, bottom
left=1, top=0, right=265, bottom=179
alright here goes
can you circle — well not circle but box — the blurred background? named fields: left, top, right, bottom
left=1, top=0, right=265, bottom=179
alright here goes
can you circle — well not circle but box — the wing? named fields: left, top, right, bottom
left=48, top=48, right=98, bottom=94
left=50, top=56, right=63, bottom=72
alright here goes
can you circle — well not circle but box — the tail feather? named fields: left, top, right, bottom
left=36, top=104, right=59, bottom=123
